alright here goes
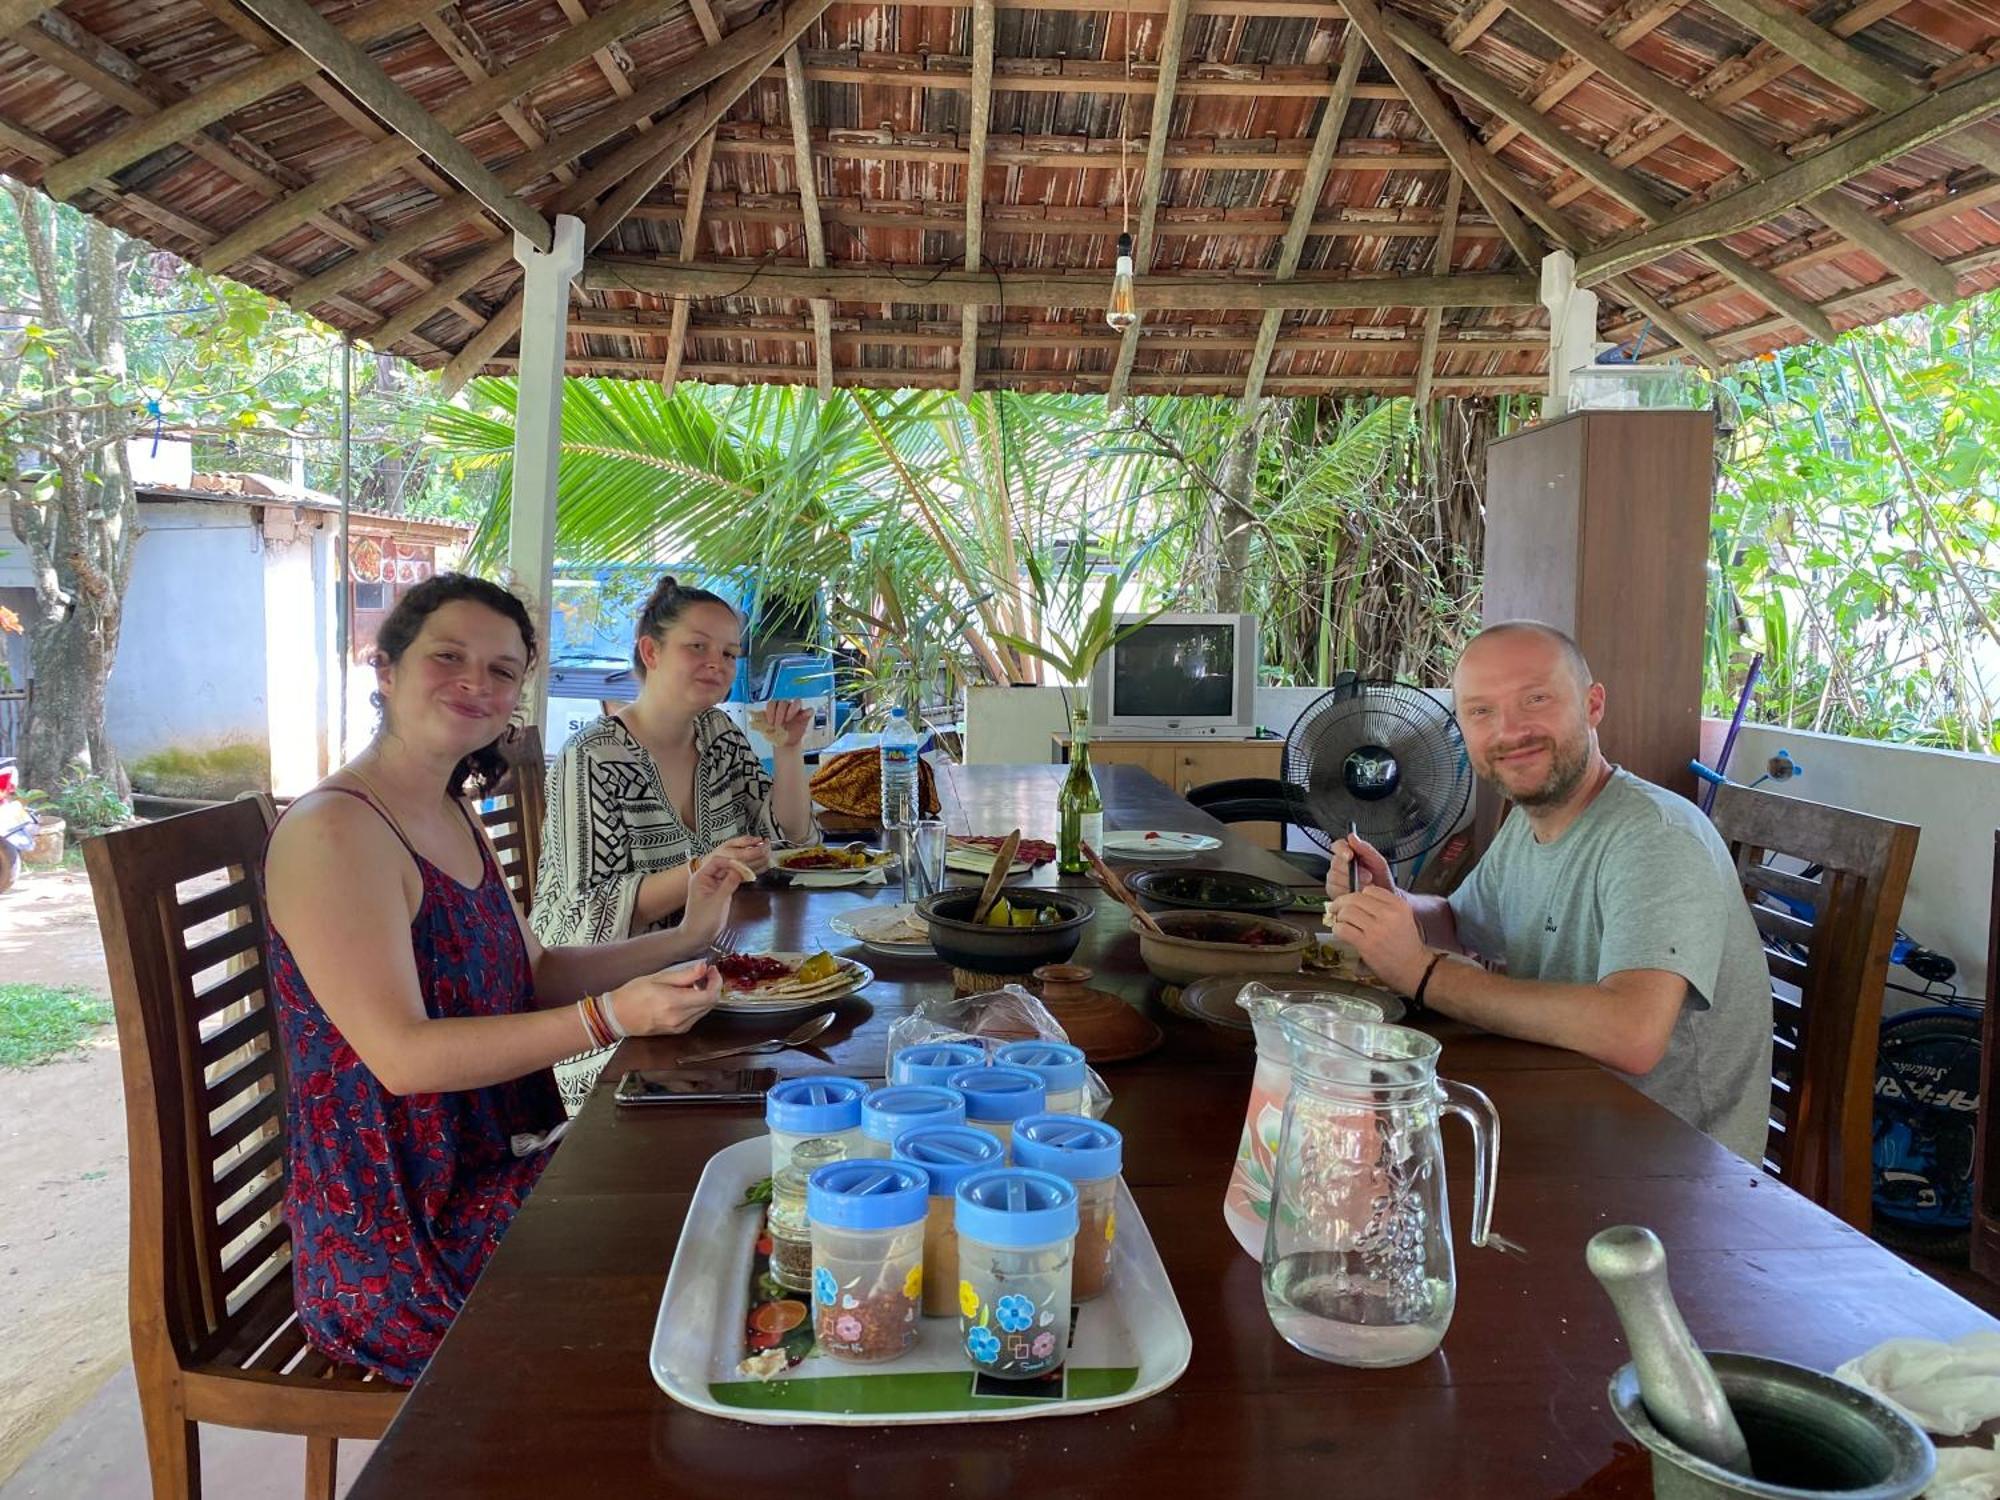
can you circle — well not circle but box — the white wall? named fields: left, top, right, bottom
left=1712, top=721, right=1996, bottom=1005
left=262, top=518, right=327, bottom=796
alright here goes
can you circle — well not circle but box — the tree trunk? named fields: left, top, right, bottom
left=1214, top=414, right=1263, bottom=613
left=21, top=596, right=106, bottom=791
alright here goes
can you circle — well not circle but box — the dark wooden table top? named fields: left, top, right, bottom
left=350, top=766, right=1992, bottom=1499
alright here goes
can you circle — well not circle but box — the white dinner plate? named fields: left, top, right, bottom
left=826, top=905, right=935, bottom=958
left=770, top=847, right=895, bottom=889
left=1100, top=830, right=1222, bottom=860
left=712, top=953, right=873, bottom=1014
left=944, top=847, right=1033, bottom=878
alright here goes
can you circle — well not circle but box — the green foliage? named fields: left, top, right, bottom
left=21, top=770, right=132, bottom=836
left=0, top=984, right=112, bottom=1069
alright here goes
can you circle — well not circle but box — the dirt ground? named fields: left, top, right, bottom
left=0, top=866, right=127, bottom=1487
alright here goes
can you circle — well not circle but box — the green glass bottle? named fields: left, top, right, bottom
left=1058, top=708, right=1103, bottom=874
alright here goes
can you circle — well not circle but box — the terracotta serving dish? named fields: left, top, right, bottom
left=1133, top=909, right=1309, bottom=986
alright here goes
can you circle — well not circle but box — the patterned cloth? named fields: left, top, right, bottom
left=267, top=788, right=563, bottom=1384
left=531, top=710, right=794, bottom=1113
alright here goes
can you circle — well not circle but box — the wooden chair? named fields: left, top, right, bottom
left=1710, top=784, right=1919, bottom=1231
left=1972, top=832, right=2000, bottom=1283
left=478, top=723, right=546, bottom=913
left=84, top=798, right=402, bottom=1500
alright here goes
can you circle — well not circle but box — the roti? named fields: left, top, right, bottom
left=716, top=950, right=859, bottom=999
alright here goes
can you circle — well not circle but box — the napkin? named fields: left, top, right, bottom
left=1926, top=1440, right=2000, bottom=1500
left=1836, top=1331, right=2000, bottom=1436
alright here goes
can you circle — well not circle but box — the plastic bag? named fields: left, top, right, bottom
left=885, top=984, right=1112, bottom=1119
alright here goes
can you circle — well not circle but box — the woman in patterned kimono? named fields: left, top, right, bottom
left=532, top=576, right=817, bottom=1110
left=263, top=574, right=751, bottom=1382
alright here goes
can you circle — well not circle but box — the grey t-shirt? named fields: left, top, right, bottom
left=1448, top=768, right=1774, bottom=1162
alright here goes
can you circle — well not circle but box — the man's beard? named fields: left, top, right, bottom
left=1476, top=732, right=1593, bottom=809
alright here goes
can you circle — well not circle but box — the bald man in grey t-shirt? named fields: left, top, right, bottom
left=1327, top=622, right=1774, bottom=1163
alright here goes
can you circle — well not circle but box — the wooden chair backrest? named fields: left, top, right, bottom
left=478, top=723, right=546, bottom=913
left=1976, top=833, right=2000, bottom=1282
left=1709, top=783, right=1918, bottom=1229
left=84, top=796, right=294, bottom=1372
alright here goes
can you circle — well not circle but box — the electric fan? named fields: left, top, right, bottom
left=1282, top=680, right=1472, bottom=864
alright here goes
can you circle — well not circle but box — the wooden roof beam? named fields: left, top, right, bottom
left=1580, top=62, right=2000, bottom=285
left=1338, top=0, right=1542, bottom=266
left=658, top=0, right=727, bottom=392
left=782, top=46, right=835, bottom=398
left=959, top=0, right=998, bottom=399
left=238, top=0, right=552, bottom=251
left=759, top=52, right=1407, bottom=100
left=581, top=258, right=1542, bottom=310
left=1414, top=173, right=1465, bottom=410
left=1107, top=0, right=1195, bottom=410
left=420, top=10, right=576, bottom=187
left=41, top=0, right=450, bottom=201
left=1503, top=0, right=1956, bottom=305
left=707, top=132, right=1451, bottom=171
left=1602, top=275, right=1725, bottom=368
left=1240, top=37, right=1365, bottom=409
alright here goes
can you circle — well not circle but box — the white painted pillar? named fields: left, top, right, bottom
left=1540, top=250, right=1601, bottom=418
left=507, top=213, right=585, bottom=727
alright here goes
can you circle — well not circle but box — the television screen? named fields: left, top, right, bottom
left=1112, top=622, right=1240, bottom=719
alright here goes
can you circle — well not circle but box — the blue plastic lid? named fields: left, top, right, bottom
left=994, top=1041, right=1088, bottom=1093
left=1011, top=1113, right=1123, bottom=1181
left=806, top=1159, right=930, bottom=1231
left=892, top=1042, right=986, bottom=1088
left=861, top=1085, right=967, bottom=1142
left=765, top=1075, right=867, bottom=1135
left=947, top=1064, right=1047, bottom=1122
left=954, top=1168, right=1080, bottom=1247
left=893, top=1125, right=1006, bottom=1195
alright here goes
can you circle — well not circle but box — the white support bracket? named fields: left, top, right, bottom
left=1540, top=249, right=1601, bottom=417
left=507, top=212, right=586, bottom=727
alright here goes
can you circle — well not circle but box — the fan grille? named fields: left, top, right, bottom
left=1282, top=683, right=1472, bottom=862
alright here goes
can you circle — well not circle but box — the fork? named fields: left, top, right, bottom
left=708, top=925, right=740, bottom=961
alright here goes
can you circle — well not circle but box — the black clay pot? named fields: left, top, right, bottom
left=915, top=888, right=1095, bottom=975
left=1124, top=867, right=1295, bottom=916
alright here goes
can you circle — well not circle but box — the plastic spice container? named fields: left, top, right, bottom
left=994, top=1041, right=1088, bottom=1115
left=807, top=1159, right=930, bottom=1363
left=892, top=1125, right=1006, bottom=1318
left=947, top=1064, right=1047, bottom=1147
left=858, top=1085, right=967, bottom=1158
left=766, top=1136, right=846, bottom=1294
left=1011, top=1113, right=1123, bottom=1302
left=766, top=1075, right=868, bottom=1177
left=891, top=1041, right=986, bottom=1088
left=953, top=1168, right=1079, bottom=1381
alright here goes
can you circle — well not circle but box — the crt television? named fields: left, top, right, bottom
left=1087, top=613, right=1261, bottom=736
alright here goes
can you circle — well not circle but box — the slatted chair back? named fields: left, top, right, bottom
left=85, top=797, right=400, bottom=1500
left=1710, top=784, right=1918, bottom=1231
left=478, top=723, right=546, bottom=913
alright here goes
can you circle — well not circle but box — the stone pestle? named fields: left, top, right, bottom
left=1587, top=1225, right=1754, bottom=1476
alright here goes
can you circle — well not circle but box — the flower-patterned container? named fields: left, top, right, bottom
left=953, top=1168, right=1079, bottom=1381
left=807, top=1160, right=929, bottom=1363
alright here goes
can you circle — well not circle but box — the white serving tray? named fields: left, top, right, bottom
left=650, top=1137, right=1193, bottom=1426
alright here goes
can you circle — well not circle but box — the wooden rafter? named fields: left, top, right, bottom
left=959, top=0, right=998, bottom=399
left=758, top=52, right=1407, bottom=100
left=500, top=361, right=1552, bottom=394
left=1339, top=0, right=1542, bottom=266
left=421, top=10, right=576, bottom=187
left=1239, top=38, right=1365, bottom=409
left=237, top=0, right=553, bottom=251
left=659, top=0, right=727, bottom=392
left=1501, top=0, right=1956, bottom=305
left=1414, top=172, right=1465, bottom=410
left=1604, top=274, right=1725, bottom=369
left=0, top=0, right=57, bottom=31
left=708, top=132, right=1450, bottom=172
left=1106, top=0, right=1195, bottom=409
left=583, top=259, right=1541, bottom=309
left=783, top=47, right=834, bottom=398
left=1580, top=62, right=2000, bottom=286
left=197, top=0, right=691, bottom=274
left=1483, top=0, right=1691, bottom=158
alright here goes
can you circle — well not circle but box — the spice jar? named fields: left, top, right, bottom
left=858, top=1085, right=968, bottom=1159
left=807, top=1159, right=929, bottom=1364
left=1011, top=1113, right=1123, bottom=1302
left=994, top=1041, right=1088, bottom=1115
left=892, top=1125, right=1006, bottom=1317
left=891, top=1041, right=986, bottom=1088
left=767, top=1136, right=846, bottom=1294
left=766, top=1075, right=868, bottom=1177
left=953, top=1168, right=1079, bottom=1381
left=947, top=1064, right=1047, bottom=1147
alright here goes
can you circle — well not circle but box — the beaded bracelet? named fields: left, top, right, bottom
left=1409, top=951, right=1448, bottom=1016
left=575, top=999, right=603, bottom=1051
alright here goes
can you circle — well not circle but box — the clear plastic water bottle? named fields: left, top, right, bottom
left=879, top=708, right=922, bottom=831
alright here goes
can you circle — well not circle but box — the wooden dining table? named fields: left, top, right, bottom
left=349, top=764, right=1994, bottom=1498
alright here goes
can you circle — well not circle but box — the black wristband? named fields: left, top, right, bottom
left=1410, top=951, right=1447, bottom=1015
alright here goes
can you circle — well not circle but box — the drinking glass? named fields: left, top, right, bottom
left=901, top=818, right=947, bottom=903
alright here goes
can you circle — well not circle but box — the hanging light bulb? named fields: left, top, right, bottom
left=1105, top=231, right=1138, bottom=331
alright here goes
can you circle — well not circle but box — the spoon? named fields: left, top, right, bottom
left=680, top=1011, right=838, bottom=1065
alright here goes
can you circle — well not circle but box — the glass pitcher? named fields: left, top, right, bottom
left=1261, top=1003, right=1498, bottom=1368
left=1223, top=986, right=1389, bottom=1260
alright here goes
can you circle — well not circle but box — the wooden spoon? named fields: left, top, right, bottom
left=1082, top=841, right=1166, bottom=936
left=971, top=828, right=1023, bottom=925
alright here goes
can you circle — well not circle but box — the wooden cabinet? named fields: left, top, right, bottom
left=1480, top=409, right=1714, bottom=833
left=1055, top=735, right=1286, bottom=848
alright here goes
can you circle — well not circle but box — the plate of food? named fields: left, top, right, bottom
left=712, top=951, right=873, bottom=1013
left=945, top=835, right=1052, bottom=878
left=1099, top=830, right=1221, bottom=860
left=771, top=843, right=895, bottom=888
left=826, top=904, right=935, bottom=958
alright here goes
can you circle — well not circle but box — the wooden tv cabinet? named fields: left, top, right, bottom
left=1054, top=735, right=1286, bottom=849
